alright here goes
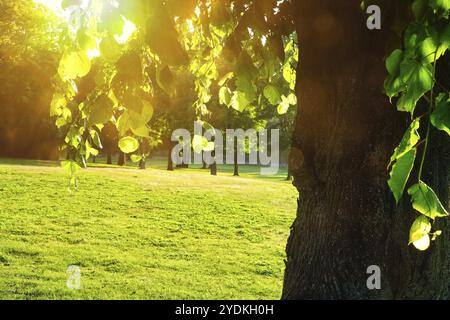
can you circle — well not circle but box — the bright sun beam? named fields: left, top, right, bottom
left=35, top=0, right=90, bottom=18
left=35, top=0, right=137, bottom=59
left=114, top=18, right=137, bottom=44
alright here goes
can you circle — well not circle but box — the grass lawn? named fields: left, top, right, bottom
left=0, top=158, right=297, bottom=300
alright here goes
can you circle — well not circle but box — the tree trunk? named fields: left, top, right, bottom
left=167, top=144, right=174, bottom=171
left=139, top=159, right=146, bottom=170
left=210, top=148, right=217, bottom=176
left=286, top=168, right=291, bottom=182
left=233, top=142, right=239, bottom=176
left=282, top=1, right=449, bottom=300
left=118, top=152, right=126, bottom=166
left=233, top=162, right=239, bottom=176
left=210, top=162, right=217, bottom=176
left=107, top=152, right=112, bottom=165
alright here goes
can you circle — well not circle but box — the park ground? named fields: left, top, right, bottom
left=0, top=158, right=297, bottom=299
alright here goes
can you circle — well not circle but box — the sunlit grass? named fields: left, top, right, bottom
left=0, top=158, right=296, bottom=299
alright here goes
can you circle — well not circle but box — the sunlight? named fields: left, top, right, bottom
left=114, top=18, right=137, bottom=44
left=34, top=0, right=90, bottom=18
left=34, top=0, right=64, bottom=17
left=87, top=46, right=101, bottom=59
left=34, top=0, right=137, bottom=60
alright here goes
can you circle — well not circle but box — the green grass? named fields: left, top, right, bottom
left=0, top=158, right=297, bottom=300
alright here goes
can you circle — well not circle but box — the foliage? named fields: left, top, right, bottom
left=0, top=0, right=62, bottom=160
left=44, top=0, right=296, bottom=185
left=384, top=0, right=449, bottom=250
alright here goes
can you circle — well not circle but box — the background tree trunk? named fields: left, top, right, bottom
left=234, top=141, right=239, bottom=176
left=139, top=159, right=146, bottom=170
left=210, top=162, right=217, bottom=176
left=211, top=149, right=217, bottom=176
left=107, top=152, right=112, bottom=165
left=117, top=152, right=126, bottom=167
left=282, top=1, right=449, bottom=299
left=167, top=142, right=174, bottom=171
left=138, top=141, right=146, bottom=170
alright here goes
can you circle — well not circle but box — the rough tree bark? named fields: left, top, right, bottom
left=282, top=1, right=449, bottom=299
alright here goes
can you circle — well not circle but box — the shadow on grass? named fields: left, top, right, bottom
left=0, top=156, right=291, bottom=182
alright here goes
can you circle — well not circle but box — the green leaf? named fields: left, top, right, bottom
left=408, top=181, right=450, bottom=219
left=235, top=52, right=258, bottom=82
left=60, top=160, right=81, bottom=175
left=235, top=76, right=256, bottom=102
left=89, top=94, right=114, bottom=125
left=65, top=127, right=82, bottom=148
left=219, top=87, right=232, bottom=106
left=50, top=94, right=66, bottom=117
left=263, top=84, right=282, bottom=105
left=231, top=91, right=250, bottom=112
left=419, top=37, right=439, bottom=63
left=412, top=0, right=428, bottom=20
left=85, top=140, right=99, bottom=159
left=286, top=93, right=298, bottom=105
left=193, top=135, right=214, bottom=153
left=218, top=72, right=234, bottom=86
left=131, top=125, right=150, bottom=138
left=117, top=112, right=131, bottom=136
left=384, top=75, right=405, bottom=100
left=283, top=62, right=296, bottom=90
left=388, top=148, right=417, bottom=204
left=389, top=118, right=421, bottom=168
left=277, top=95, right=295, bottom=115
left=77, top=28, right=97, bottom=51
left=277, top=100, right=290, bottom=115
left=441, top=22, right=450, bottom=48
left=397, top=60, right=433, bottom=113
left=56, top=117, right=68, bottom=128
left=431, top=230, right=443, bottom=241
left=119, top=136, right=139, bottom=154
left=210, top=0, right=230, bottom=26
left=131, top=155, right=143, bottom=163
left=409, top=215, right=432, bottom=250
left=100, top=36, right=122, bottom=63
left=120, top=91, right=143, bottom=114
left=430, top=94, right=450, bottom=136
left=58, top=51, right=91, bottom=81
left=386, top=49, right=403, bottom=75
left=90, top=130, right=103, bottom=149
left=156, top=65, right=176, bottom=95
left=429, top=0, right=450, bottom=11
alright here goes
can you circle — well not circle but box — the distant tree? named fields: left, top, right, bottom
left=0, top=0, right=62, bottom=160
